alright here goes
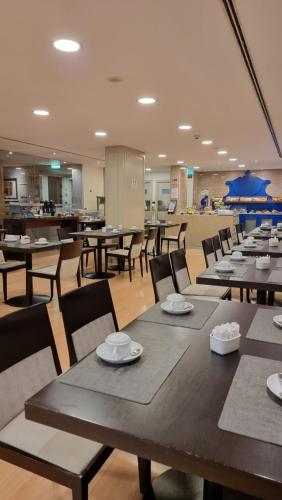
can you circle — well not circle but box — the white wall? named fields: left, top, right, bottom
left=82, top=163, right=104, bottom=211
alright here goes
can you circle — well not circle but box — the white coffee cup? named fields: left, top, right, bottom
left=232, top=250, right=242, bottom=259
left=217, top=260, right=232, bottom=270
left=166, top=293, right=186, bottom=311
left=38, top=237, right=47, bottom=243
left=105, top=332, right=131, bottom=360
left=118, top=224, right=123, bottom=230
left=101, top=227, right=107, bottom=232
left=107, top=225, right=113, bottom=230
left=85, top=226, right=92, bottom=231
left=247, top=236, right=254, bottom=242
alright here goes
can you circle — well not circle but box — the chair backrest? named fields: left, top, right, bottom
left=213, top=235, right=223, bottom=260
left=178, top=222, right=188, bottom=243
left=57, top=240, right=83, bottom=279
left=60, top=281, right=118, bottom=364
left=226, top=227, right=234, bottom=249
left=149, top=254, right=176, bottom=302
left=129, top=231, right=144, bottom=259
left=0, top=251, right=5, bottom=263
left=202, top=238, right=216, bottom=268
left=0, top=304, right=61, bottom=431
left=57, top=227, right=74, bottom=243
left=235, top=223, right=244, bottom=243
left=145, top=228, right=157, bottom=253
left=170, top=249, right=191, bottom=293
left=218, top=228, right=230, bottom=254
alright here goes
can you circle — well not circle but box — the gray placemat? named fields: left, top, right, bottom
left=267, top=270, right=282, bottom=283
left=224, top=256, right=256, bottom=265
left=137, top=299, right=218, bottom=330
left=218, top=355, right=282, bottom=446
left=205, top=265, right=248, bottom=278
left=275, top=257, right=282, bottom=268
left=246, top=309, right=282, bottom=345
left=60, top=329, right=190, bottom=404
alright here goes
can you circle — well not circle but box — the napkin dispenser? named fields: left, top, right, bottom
left=210, top=322, right=241, bottom=355
left=256, top=255, right=270, bottom=270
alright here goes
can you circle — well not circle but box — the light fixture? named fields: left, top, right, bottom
left=16, top=167, right=22, bottom=170
left=53, top=152, right=56, bottom=156
left=217, top=150, right=227, bottom=155
left=137, top=97, right=156, bottom=105
left=229, top=158, right=237, bottom=162
left=95, top=131, right=107, bottom=137
left=8, top=151, right=13, bottom=155
left=20, top=172, right=25, bottom=175
left=177, top=160, right=184, bottom=164
left=53, top=39, right=80, bottom=52
left=63, top=161, right=67, bottom=164
left=180, top=167, right=187, bottom=170
left=238, top=164, right=246, bottom=168
left=193, top=166, right=200, bottom=170
left=178, top=124, right=192, bottom=130
left=158, top=154, right=167, bottom=158
left=201, top=140, right=213, bottom=145
left=67, top=167, right=73, bottom=170
left=145, top=167, right=152, bottom=171
left=33, top=109, right=49, bottom=116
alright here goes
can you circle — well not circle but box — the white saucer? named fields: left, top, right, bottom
left=214, top=264, right=235, bottom=273
left=96, top=341, right=143, bottom=365
left=273, top=315, right=282, bottom=328
left=244, top=243, right=257, bottom=248
left=230, top=256, right=246, bottom=262
left=34, top=241, right=49, bottom=245
left=160, top=301, right=194, bottom=315
left=267, top=373, right=282, bottom=401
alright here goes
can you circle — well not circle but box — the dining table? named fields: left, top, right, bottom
left=0, top=240, right=61, bottom=307
left=25, top=299, right=282, bottom=500
left=70, top=228, right=143, bottom=279
left=231, top=239, right=282, bottom=257
left=196, top=255, right=282, bottom=304
left=144, top=221, right=179, bottom=255
left=245, top=228, right=282, bottom=240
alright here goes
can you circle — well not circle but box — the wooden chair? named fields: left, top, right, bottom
left=27, top=240, right=83, bottom=304
left=142, top=227, right=157, bottom=272
left=212, top=235, right=223, bottom=261
left=0, top=249, right=25, bottom=303
left=59, top=281, right=151, bottom=494
left=105, top=232, right=144, bottom=282
left=170, top=249, right=231, bottom=300
left=149, top=253, right=176, bottom=303
left=235, top=223, right=244, bottom=244
left=57, top=227, right=97, bottom=276
left=0, top=303, right=113, bottom=500
left=218, top=228, right=232, bottom=255
left=161, top=222, right=187, bottom=252
left=201, top=238, right=217, bottom=268
left=226, top=227, right=234, bottom=250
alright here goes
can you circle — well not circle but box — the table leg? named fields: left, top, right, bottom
left=256, top=290, right=267, bottom=305
left=84, top=239, right=115, bottom=279
left=156, top=227, right=161, bottom=255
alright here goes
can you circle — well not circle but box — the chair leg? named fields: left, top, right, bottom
left=145, top=252, right=148, bottom=273
left=138, top=457, right=151, bottom=494
left=105, top=253, right=108, bottom=273
left=80, top=255, right=84, bottom=277
left=77, top=269, right=81, bottom=287
left=2, top=272, right=8, bottom=303
left=86, top=253, right=89, bottom=268
left=240, top=288, right=244, bottom=302
left=50, top=279, right=54, bottom=299
left=184, top=237, right=186, bottom=250
left=27, top=273, right=33, bottom=306
left=72, top=480, right=88, bottom=500
left=128, top=258, right=132, bottom=282
left=167, top=240, right=169, bottom=252
left=94, top=250, right=97, bottom=271
left=140, top=255, right=143, bottom=277
left=56, top=279, right=61, bottom=299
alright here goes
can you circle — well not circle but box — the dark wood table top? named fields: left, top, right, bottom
left=0, top=240, right=61, bottom=254
left=232, top=240, right=282, bottom=257
left=70, top=228, right=143, bottom=239
left=246, top=229, right=282, bottom=240
left=144, top=222, right=179, bottom=228
left=25, top=300, right=282, bottom=499
left=197, top=257, right=282, bottom=292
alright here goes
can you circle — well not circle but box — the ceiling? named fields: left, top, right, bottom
left=0, top=0, right=281, bottom=172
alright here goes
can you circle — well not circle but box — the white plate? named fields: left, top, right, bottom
left=96, top=341, right=143, bottom=365
left=267, top=373, right=282, bottom=401
left=214, top=264, right=235, bottom=273
left=273, top=315, right=282, bottom=328
left=244, top=243, right=257, bottom=248
left=160, top=301, right=194, bottom=315
left=34, top=241, right=49, bottom=245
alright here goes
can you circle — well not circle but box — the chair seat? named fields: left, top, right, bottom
left=161, top=235, right=178, bottom=241
left=182, top=284, right=230, bottom=298
left=82, top=246, right=96, bottom=253
left=0, top=261, right=25, bottom=271
left=28, top=265, right=57, bottom=277
left=0, top=411, right=103, bottom=474
left=107, top=249, right=129, bottom=257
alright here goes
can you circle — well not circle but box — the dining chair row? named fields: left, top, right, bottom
left=0, top=281, right=151, bottom=500
left=149, top=249, right=231, bottom=303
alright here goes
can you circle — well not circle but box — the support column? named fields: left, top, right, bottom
left=105, top=146, right=145, bottom=227
left=170, top=165, right=188, bottom=212
left=0, top=160, right=4, bottom=225
left=186, top=168, right=194, bottom=207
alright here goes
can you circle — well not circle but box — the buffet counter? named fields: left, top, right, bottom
left=161, top=213, right=238, bottom=248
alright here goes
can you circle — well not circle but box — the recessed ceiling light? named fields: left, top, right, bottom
left=201, top=140, right=213, bottom=145
left=16, top=167, right=22, bottom=170
left=193, top=166, right=200, bottom=170
left=238, top=164, right=246, bottom=168
left=8, top=151, right=13, bottom=155
left=178, top=124, right=192, bottom=130
left=180, top=167, right=187, bottom=170
left=229, top=158, right=237, bottom=162
left=20, top=172, right=25, bottom=175
left=67, top=167, right=73, bottom=170
left=53, top=39, right=80, bottom=52
left=63, top=161, right=67, bottom=164
left=95, top=131, right=107, bottom=137
left=177, top=160, right=184, bottom=164
left=53, top=152, right=56, bottom=156
left=33, top=109, right=49, bottom=116
left=145, top=167, right=152, bottom=171
left=217, top=150, right=227, bottom=155
left=158, top=154, right=167, bottom=158
left=137, top=97, right=156, bottom=105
